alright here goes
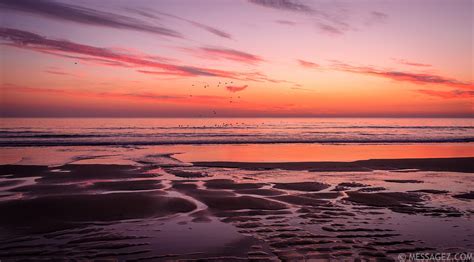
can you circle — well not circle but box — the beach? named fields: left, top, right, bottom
left=0, top=134, right=473, bottom=260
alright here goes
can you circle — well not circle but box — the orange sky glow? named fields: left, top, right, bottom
left=0, top=0, right=472, bottom=117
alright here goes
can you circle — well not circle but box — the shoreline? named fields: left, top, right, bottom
left=2, top=143, right=473, bottom=165
left=1, top=140, right=474, bottom=147
left=194, top=157, right=474, bottom=173
left=1, top=156, right=473, bottom=172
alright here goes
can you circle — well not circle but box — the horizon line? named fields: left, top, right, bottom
left=1, top=116, right=473, bottom=119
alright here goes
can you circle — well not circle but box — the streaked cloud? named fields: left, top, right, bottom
left=275, top=20, right=296, bottom=26
left=317, top=23, right=344, bottom=35
left=236, top=71, right=296, bottom=85
left=0, top=0, right=182, bottom=38
left=44, top=69, right=76, bottom=76
left=416, top=89, right=474, bottom=99
left=0, top=27, right=240, bottom=78
left=291, top=87, right=315, bottom=92
left=0, top=27, right=289, bottom=84
left=128, top=8, right=232, bottom=39
left=371, top=11, right=388, bottom=19
left=249, top=0, right=351, bottom=36
left=185, top=47, right=263, bottom=64
left=297, top=59, right=319, bottom=68
left=393, top=58, right=432, bottom=68
left=365, top=11, right=388, bottom=26
left=331, top=61, right=472, bottom=89
left=2, top=84, right=227, bottom=104
left=248, top=0, right=314, bottom=14
left=190, top=22, right=232, bottom=39
left=226, top=85, right=248, bottom=92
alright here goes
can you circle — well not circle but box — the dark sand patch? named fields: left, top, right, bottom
left=345, top=192, right=423, bottom=207
left=338, top=182, right=369, bottom=188
left=271, top=195, right=331, bottom=207
left=333, top=182, right=369, bottom=191
left=300, top=192, right=343, bottom=199
left=214, top=210, right=292, bottom=218
left=370, top=240, right=415, bottom=246
left=10, top=184, right=87, bottom=196
left=0, top=179, right=25, bottom=188
left=0, top=192, right=196, bottom=233
left=193, top=157, right=474, bottom=173
left=204, top=179, right=266, bottom=190
left=235, top=188, right=286, bottom=196
left=321, top=226, right=392, bottom=233
left=89, top=180, right=163, bottom=191
left=221, top=216, right=261, bottom=223
left=452, top=191, right=474, bottom=200
left=37, top=164, right=153, bottom=183
left=342, top=191, right=463, bottom=216
left=193, top=161, right=370, bottom=172
left=270, top=238, right=324, bottom=248
left=165, top=169, right=208, bottom=178
left=273, top=182, right=330, bottom=192
left=357, top=187, right=386, bottom=192
left=409, top=189, right=449, bottom=194
left=358, top=158, right=474, bottom=173
left=0, top=165, right=49, bottom=178
left=384, top=179, right=423, bottom=184
left=1, top=164, right=166, bottom=199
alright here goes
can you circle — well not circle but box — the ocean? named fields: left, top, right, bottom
left=1, top=117, right=473, bottom=146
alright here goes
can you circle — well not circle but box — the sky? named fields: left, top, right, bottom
left=0, top=0, right=472, bottom=117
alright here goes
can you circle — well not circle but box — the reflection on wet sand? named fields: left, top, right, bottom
left=0, top=151, right=473, bottom=261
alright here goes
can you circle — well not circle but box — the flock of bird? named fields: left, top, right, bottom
left=74, top=60, right=246, bottom=117
left=189, top=80, right=243, bottom=116
left=177, top=122, right=250, bottom=128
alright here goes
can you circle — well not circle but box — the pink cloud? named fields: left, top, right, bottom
left=393, top=58, right=432, bottom=68
left=275, top=20, right=296, bottom=26
left=318, top=23, right=344, bottom=35
left=291, top=87, right=315, bottom=92
left=416, top=89, right=474, bottom=99
left=0, top=27, right=239, bottom=78
left=0, top=0, right=182, bottom=38
left=226, top=85, right=248, bottom=92
left=0, top=27, right=288, bottom=83
left=331, top=61, right=472, bottom=89
left=2, top=84, right=227, bottom=104
left=298, top=59, right=319, bottom=68
left=365, top=11, right=388, bottom=26
left=128, top=9, right=233, bottom=39
left=44, top=69, right=75, bottom=76
left=182, top=46, right=263, bottom=64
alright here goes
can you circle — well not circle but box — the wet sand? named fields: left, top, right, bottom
left=0, top=156, right=473, bottom=261
left=193, top=157, right=474, bottom=173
